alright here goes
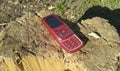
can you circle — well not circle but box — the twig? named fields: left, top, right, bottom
left=0, top=23, right=8, bottom=26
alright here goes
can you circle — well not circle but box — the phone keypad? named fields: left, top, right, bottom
left=54, top=25, right=73, bottom=39
left=61, top=34, right=82, bottom=50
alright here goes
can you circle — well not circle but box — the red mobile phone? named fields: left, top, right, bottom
left=41, top=14, right=83, bottom=53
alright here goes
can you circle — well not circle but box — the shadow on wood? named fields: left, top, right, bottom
left=78, top=5, right=120, bottom=36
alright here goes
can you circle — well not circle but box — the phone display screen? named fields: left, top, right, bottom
left=45, top=16, right=62, bottom=28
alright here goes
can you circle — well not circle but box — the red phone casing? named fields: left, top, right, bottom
left=41, top=14, right=83, bottom=53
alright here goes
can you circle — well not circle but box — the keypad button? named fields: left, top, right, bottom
left=61, top=30, right=66, bottom=33
left=71, top=43, right=74, bottom=47
left=61, top=34, right=82, bottom=50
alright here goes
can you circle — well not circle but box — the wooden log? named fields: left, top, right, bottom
left=0, top=11, right=119, bottom=71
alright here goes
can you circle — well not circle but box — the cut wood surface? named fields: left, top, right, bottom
left=0, top=11, right=120, bottom=71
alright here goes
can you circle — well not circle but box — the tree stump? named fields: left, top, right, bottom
left=0, top=11, right=119, bottom=71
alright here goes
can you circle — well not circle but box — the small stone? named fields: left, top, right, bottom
left=70, top=15, right=75, bottom=19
